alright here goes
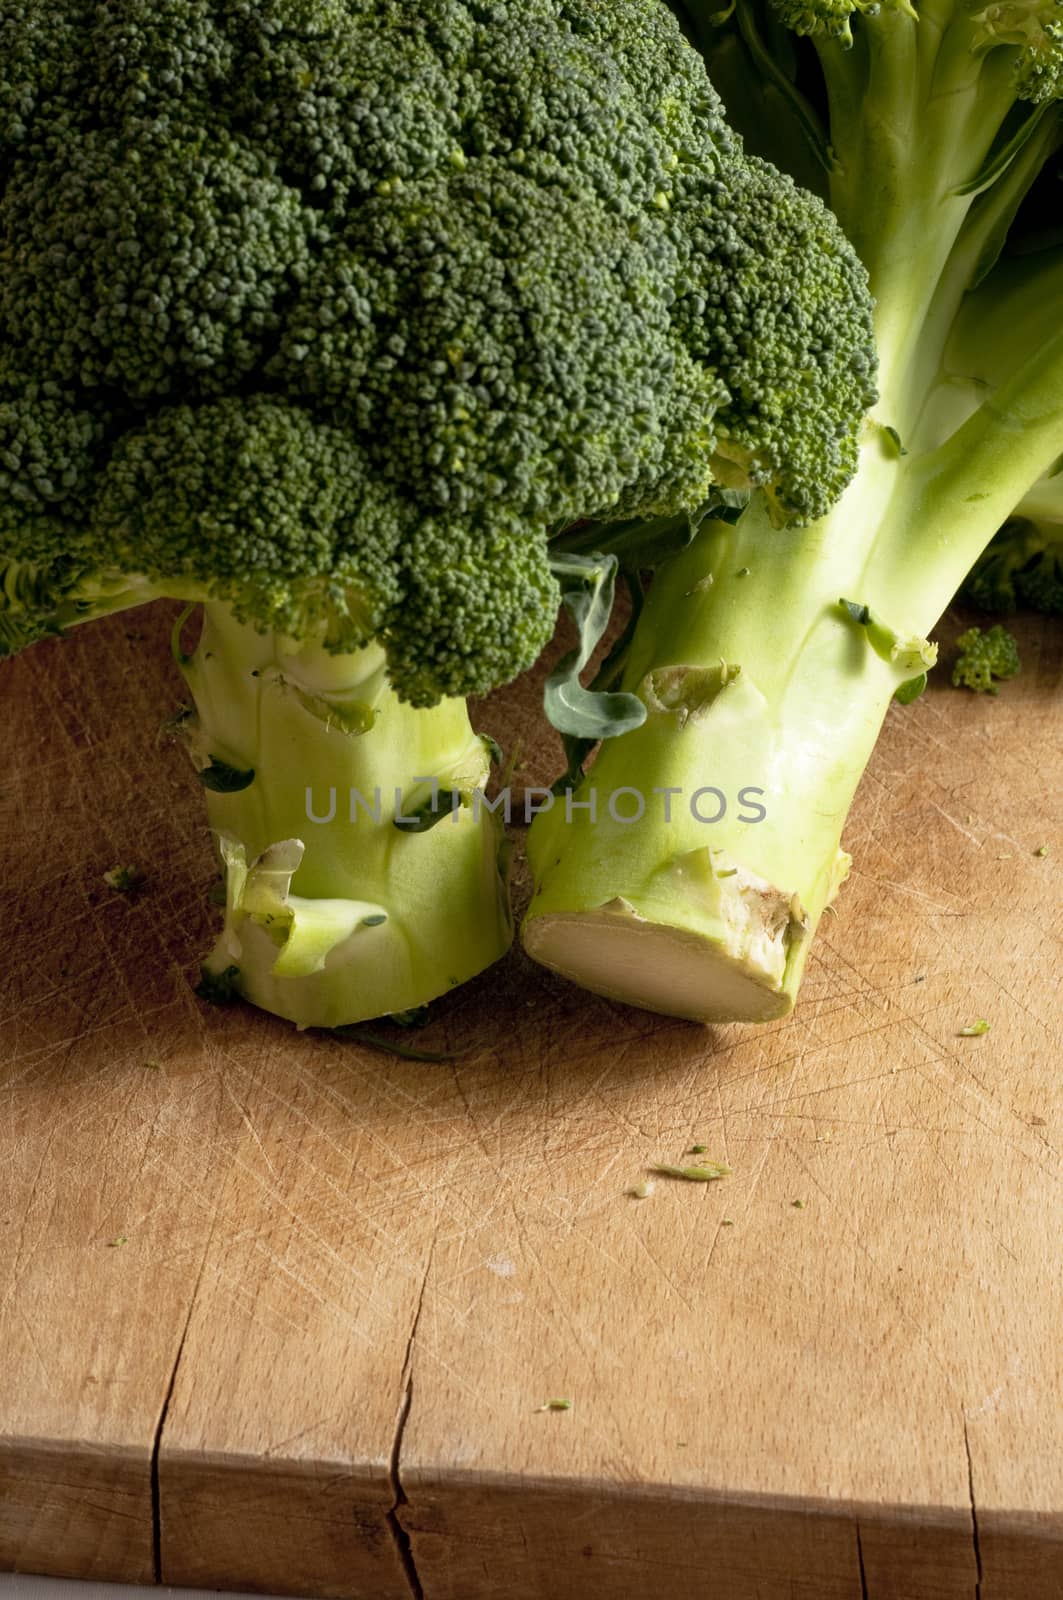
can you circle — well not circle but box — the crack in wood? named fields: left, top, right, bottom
left=150, top=1196, right=223, bottom=1583
left=856, top=1523, right=869, bottom=1600
left=964, top=1416, right=983, bottom=1600
left=386, top=1241, right=434, bottom=1600
left=150, top=1298, right=197, bottom=1584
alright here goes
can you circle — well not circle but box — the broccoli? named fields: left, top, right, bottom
left=523, top=0, right=1063, bottom=1024
left=0, top=0, right=875, bottom=1028
left=952, top=624, right=1022, bottom=691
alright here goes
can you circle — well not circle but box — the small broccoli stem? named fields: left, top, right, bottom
left=905, top=114, right=1063, bottom=445
left=522, top=490, right=902, bottom=1023
left=877, top=327, right=1063, bottom=607
left=822, top=16, right=1020, bottom=427
left=181, top=604, right=512, bottom=1029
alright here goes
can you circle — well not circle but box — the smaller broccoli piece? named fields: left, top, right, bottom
left=102, top=864, right=142, bottom=892
left=952, top=625, right=1022, bottom=694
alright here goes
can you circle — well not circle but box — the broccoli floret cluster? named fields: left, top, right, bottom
left=972, top=0, right=1063, bottom=102
left=0, top=0, right=877, bottom=702
left=676, top=156, right=876, bottom=523
left=952, top=624, right=1022, bottom=693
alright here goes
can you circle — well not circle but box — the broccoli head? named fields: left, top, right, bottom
left=0, top=0, right=876, bottom=702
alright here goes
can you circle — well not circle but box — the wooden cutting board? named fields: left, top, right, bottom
left=1, top=604, right=1060, bottom=1600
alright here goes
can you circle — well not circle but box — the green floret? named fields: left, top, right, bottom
left=972, top=0, right=1063, bottom=102
left=767, top=0, right=915, bottom=45
left=676, top=155, right=876, bottom=523
left=2, top=124, right=312, bottom=400
left=952, top=624, right=1022, bottom=692
left=383, top=517, right=560, bottom=706
left=90, top=398, right=408, bottom=650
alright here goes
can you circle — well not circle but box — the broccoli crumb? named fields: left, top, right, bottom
left=103, top=865, right=142, bottom=893
left=791, top=1199, right=806, bottom=1209
left=1034, top=844, right=1049, bottom=858
left=629, top=1180, right=655, bottom=1199
left=959, top=1019, right=990, bottom=1037
left=952, top=626, right=1021, bottom=694
left=535, top=1399, right=572, bottom=1413
left=651, top=1162, right=731, bottom=1181
left=690, top=1143, right=708, bottom=1154
left=107, top=1235, right=128, bottom=1248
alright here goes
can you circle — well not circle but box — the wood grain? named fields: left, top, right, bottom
left=1, top=603, right=1060, bottom=1599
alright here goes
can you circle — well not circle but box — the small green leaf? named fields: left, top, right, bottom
left=198, top=758, right=255, bottom=794
left=894, top=672, right=928, bottom=705
left=545, top=552, right=647, bottom=742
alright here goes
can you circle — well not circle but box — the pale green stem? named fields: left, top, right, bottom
left=182, top=604, right=512, bottom=1028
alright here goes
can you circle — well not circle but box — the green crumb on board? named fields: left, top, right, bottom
left=103, top=865, right=141, bottom=892
left=690, top=1143, right=708, bottom=1154
left=791, top=1199, right=805, bottom=1209
left=629, top=1181, right=655, bottom=1199
left=108, top=1235, right=128, bottom=1248
left=959, top=1019, right=990, bottom=1037
left=652, top=1162, right=731, bottom=1182
left=1035, top=844, right=1049, bottom=857
left=536, top=1399, right=572, bottom=1413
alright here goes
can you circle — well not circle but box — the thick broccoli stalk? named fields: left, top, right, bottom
left=181, top=607, right=510, bottom=1028
left=525, top=0, right=1063, bottom=1023
left=526, top=508, right=899, bottom=1020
